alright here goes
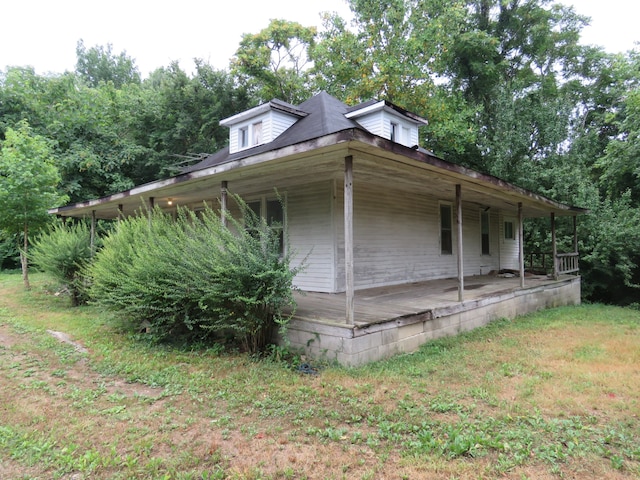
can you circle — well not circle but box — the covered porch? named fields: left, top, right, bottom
left=285, top=274, right=581, bottom=366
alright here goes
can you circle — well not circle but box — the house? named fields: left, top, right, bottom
left=50, top=92, right=586, bottom=365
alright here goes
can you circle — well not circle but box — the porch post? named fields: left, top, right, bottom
left=90, top=210, right=96, bottom=256
left=456, top=184, right=464, bottom=302
left=148, top=197, right=154, bottom=226
left=117, top=204, right=123, bottom=222
left=518, top=202, right=525, bottom=288
left=573, top=215, right=578, bottom=253
left=551, top=212, right=558, bottom=280
left=221, top=181, right=228, bottom=227
left=344, top=155, right=354, bottom=325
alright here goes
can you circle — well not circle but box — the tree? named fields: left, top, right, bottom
left=75, top=39, right=141, bottom=88
left=232, top=19, right=317, bottom=104
left=0, top=121, right=67, bottom=288
left=311, top=0, right=478, bottom=156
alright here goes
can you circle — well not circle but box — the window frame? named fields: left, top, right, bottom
left=244, top=194, right=287, bottom=256
left=504, top=219, right=515, bottom=240
left=480, top=209, right=491, bottom=255
left=439, top=202, right=453, bottom=255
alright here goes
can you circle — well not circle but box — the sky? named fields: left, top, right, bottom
left=1, top=0, right=638, bottom=78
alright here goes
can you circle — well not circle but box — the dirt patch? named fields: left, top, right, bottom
left=46, top=329, right=89, bottom=353
left=0, top=324, right=18, bottom=348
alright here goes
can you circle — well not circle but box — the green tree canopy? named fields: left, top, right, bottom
left=75, top=39, right=141, bottom=88
left=232, top=19, right=317, bottom=104
left=0, top=120, right=67, bottom=287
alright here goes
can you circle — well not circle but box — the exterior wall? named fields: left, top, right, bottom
left=228, top=110, right=298, bottom=153
left=499, top=212, right=520, bottom=270
left=288, top=181, right=335, bottom=292
left=333, top=182, right=510, bottom=292
left=285, top=277, right=582, bottom=366
left=224, top=181, right=336, bottom=293
left=352, top=111, right=419, bottom=147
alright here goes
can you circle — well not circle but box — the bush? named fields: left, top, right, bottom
left=87, top=199, right=303, bottom=353
left=29, top=221, right=93, bottom=305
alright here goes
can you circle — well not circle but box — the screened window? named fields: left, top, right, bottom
left=481, top=210, right=490, bottom=255
left=440, top=204, right=453, bottom=255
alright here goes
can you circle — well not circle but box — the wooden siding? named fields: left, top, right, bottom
left=499, top=212, right=520, bottom=270
left=332, top=181, right=515, bottom=292
left=461, top=208, right=500, bottom=275
left=288, top=181, right=335, bottom=292
left=353, top=111, right=419, bottom=147
left=228, top=110, right=298, bottom=153
left=269, top=110, right=298, bottom=139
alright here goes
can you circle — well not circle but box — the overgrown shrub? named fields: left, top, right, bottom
left=87, top=199, right=302, bottom=353
left=29, top=221, right=93, bottom=305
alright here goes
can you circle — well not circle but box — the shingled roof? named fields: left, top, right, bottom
left=182, top=92, right=366, bottom=173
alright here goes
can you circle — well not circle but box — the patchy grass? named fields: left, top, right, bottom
left=0, top=271, right=638, bottom=479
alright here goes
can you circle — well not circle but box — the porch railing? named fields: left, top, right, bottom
left=556, top=252, right=580, bottom=275
left=526, top=252, right=580, bottom=276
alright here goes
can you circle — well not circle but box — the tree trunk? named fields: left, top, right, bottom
left=21, top=223, right=30, bottom=290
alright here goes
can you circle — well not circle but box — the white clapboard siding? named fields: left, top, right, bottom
left=499, top=212, right=520, bottom=270
left=334, top=182, right=459, bottom=290
left=270, top=110, right=298, bottom=139
left=287, top=181, right=335, bottom=292
left=461, top=207, right=500, bottom=276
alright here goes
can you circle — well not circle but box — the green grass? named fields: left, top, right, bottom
left=0, top=272, right=639, bottom=479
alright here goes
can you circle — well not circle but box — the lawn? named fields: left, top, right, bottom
left=0, top=272, right=638, bottom=479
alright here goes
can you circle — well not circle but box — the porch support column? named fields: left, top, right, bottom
left=573, top=215, right=578, bottom=253
left=148, top=197, right=154, bottom=225
left=344, top=155, right=354, bottom=325
left=456, top=184, right=464, bottom=302
left=551, top=212, right=558, bottom=280
left=221, top=181, right=228, bottom=227
left=117, top=204, right=123, bottom=222
left=518, top=202, right=525, bottom=288
left=90, top=210, right=96, bottom=256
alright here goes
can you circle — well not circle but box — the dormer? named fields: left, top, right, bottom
left=220, top=100, right=308, bottom=154
left=345, top=100, right=428, bottom=148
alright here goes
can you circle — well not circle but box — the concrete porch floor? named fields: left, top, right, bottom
left=285, top=274, right=581, bottom=365
left=292, top=274, right=569, bottom=327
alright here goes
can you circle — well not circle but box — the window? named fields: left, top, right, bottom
left=239, top=126, right=248, bottom=148
left=245, top=197, right=285, bottom=255
left=440, top=204, right=453, bottom=255
left=252, top=121, right=262, bottom=146
left=504, top=220, right=514, bottom=240
left=390, top=122, right=398, bottom=142
left=481, top=210, right=490, bottom=255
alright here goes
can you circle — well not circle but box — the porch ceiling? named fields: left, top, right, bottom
left=49, top=129, right=586, bottom=220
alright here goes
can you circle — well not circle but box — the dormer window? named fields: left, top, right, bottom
left=221, top=100, right=307, bottom=154
left=346, top=100, right=428, bottom=148
left=390, top=122, right=399, bottom=142
left=239, top=126, right=249, bottom=149
left=252, top=122, right=262, bottom=145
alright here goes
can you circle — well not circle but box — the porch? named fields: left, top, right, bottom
left=285, top=274, right=581, bottom=366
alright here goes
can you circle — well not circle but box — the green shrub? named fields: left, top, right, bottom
left=87, top=199, right=303, bottom=354
left=29, top=221, right=93, bottom=305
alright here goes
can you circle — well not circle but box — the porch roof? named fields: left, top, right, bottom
left=49, top=127, right=587, bottom=220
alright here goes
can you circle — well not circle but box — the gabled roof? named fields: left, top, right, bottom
left=219, top=98, right=307, bottom=127
left=346, top=99, right=428, bottom=125
left=183, top=92, right=367, bottom=173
